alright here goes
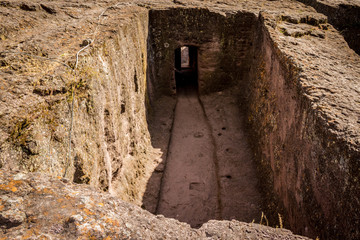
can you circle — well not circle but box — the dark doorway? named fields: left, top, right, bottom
left=174, top=46, right=198, bottom=91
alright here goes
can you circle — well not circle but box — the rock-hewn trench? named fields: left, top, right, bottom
left=142, top=7, right=263, bottom=229
left=142, top=7, right=360, bottom=240
left=1, top=1, right=360, bottom=239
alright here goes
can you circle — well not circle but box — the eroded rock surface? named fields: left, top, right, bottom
left=296, top=0, right=360, bottom=54
left=0, top=0, right=160, bottom=207
left=0, top=170, right=311, bottom=239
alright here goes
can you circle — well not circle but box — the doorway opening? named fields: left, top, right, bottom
left=174, top=46, right=198, bottom=91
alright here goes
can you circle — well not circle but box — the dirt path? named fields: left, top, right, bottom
left=155, top=86, right=261, bottom=227
left=201, top=90, right=261, bottom=223
left=156, top=86, right=220, bottom=228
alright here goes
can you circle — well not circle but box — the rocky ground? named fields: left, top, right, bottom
left=0, top=170, right=311, bottom=239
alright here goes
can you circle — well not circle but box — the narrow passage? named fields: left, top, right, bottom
left=156, top=86, right=220, bottom=227
left=156, top=85, right=261, bottom=228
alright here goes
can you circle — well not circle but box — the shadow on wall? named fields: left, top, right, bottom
left=142, top=46, right=200, bottom=215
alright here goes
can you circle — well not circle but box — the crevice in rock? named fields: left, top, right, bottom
left=73, top=155, right=90, bottom=184
left=0, top=215, right=23, bottom=229
left=134, top=70, right=139, bottom=93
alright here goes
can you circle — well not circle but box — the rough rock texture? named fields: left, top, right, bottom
left=244, top=9, right=360, bottom=240
left=0, top=1, right=161, bottom=206
left=0, top=170, right=311, bottom=239
left=296, top=0, right=360, bottom=54
left=0, top=0, right=359, bottom=239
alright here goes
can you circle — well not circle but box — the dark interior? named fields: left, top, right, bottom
left=174, top=46, right=198, bottom=91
